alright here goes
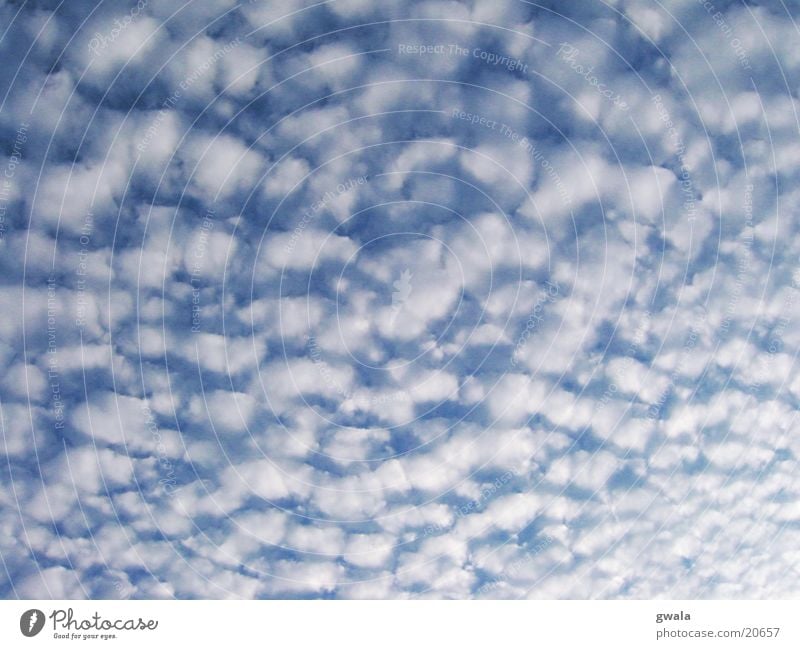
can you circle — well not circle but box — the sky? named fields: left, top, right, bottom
left=1, top=0, right=800, bottom=599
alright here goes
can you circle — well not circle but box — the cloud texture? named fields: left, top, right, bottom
left=1, top=0, right=800, bottom=599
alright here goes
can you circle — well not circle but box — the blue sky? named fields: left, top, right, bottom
left=1, top=0, right=800, bottom=599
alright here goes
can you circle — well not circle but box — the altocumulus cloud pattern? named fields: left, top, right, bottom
left=0, top=0, right=799, bottom=600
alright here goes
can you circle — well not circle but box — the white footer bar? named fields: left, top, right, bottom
left=1, top=600, right=796, bottom=648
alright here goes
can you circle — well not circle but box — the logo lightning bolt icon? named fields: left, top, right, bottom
left=20, top=608, right=45, bottom=637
